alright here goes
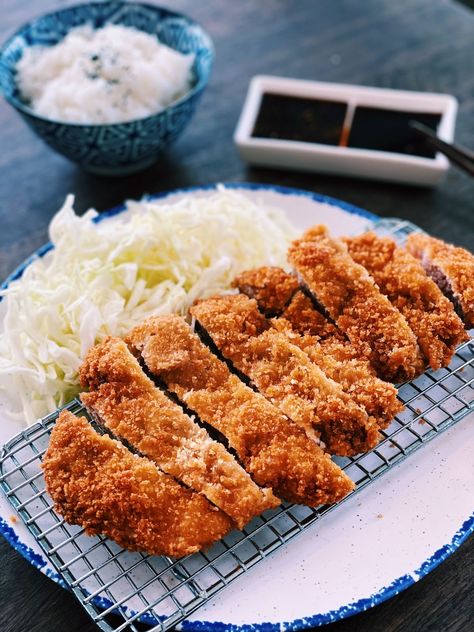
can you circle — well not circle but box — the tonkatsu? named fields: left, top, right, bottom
left=190, top=294, right=381, bottom=455
left=125, top=315, right=354, bottom=506
left=41, top=220, right=473, bottom=559
left=235, top=267, right=403, bottom=428
left=288, top=225, right=425, bottom=382
left=80, top=337, right=278, bottom=529
left=42, top=411, right=232, bottom=557
left=344, top=232, right=468, bottom=370
left=406, top=233, right=474, bottom=329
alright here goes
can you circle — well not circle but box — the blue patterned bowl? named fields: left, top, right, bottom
left=0, top=2, right=214, bottom=176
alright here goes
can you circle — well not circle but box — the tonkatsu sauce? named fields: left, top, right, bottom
left=348, top=106, right=442, bottom=158
left=252, top=93, right=347, bottom=146
left=252, top=92, right=442, bottom=158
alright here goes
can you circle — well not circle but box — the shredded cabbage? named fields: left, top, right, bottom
left=0, top=187, right=296, bottom=426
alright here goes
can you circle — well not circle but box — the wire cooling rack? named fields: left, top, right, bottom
left=1, top=219, right=473, bottom=632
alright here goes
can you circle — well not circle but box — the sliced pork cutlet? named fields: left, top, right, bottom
left=234, top=266, right=344, bottom=341
left=406, top=233, right=474, bottom=329
left=190, top=294, right=380, bottom=456
left=234, top=266, right=300, bottom=315
left=235, top=267, right=402, bottom=428
left=276, top=289, right=345, bottom=341
left=125, top=315, right=354, bottom=506
left=79, top=337, right=277, bottom=529
left=43, top=411, right=232, bottom=557
left=344, top=232, right=468, bottom=370
left=270, top=320, right=402, bottom=430
left=288, top=225, right=425, bottom=382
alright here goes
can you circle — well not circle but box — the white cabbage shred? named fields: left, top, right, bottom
left=0, top=188, right=296, bottom=425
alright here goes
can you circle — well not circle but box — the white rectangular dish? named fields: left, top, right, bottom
left=234, top=76, right=458, bottom=186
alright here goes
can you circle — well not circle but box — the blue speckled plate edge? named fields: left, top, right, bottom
left=0, top=182, right=471, bottom=630
left=179, top=513, right=474, bottom=632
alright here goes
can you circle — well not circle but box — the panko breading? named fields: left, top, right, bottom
left=271, top=320, right=402, bottom=429
left=79, top=338, right=277, bottom=529
left=406, top=233, right=474, bottom=329
left=190, top=295, right=381, bottom=456
left=234, top=267, right=344, bottom=340
left=235, top=267, right=402, bottom=428
left=288, top=226, right=425, bottom=382
left=42, top=411, right=232, bottom=557
left=234, top=267, right=299, bottom=315
left=126, top=315, right=354, bottom=506
left=281, top=291, right=345, bottom=341
left=345, top=232, right=468, bottom=369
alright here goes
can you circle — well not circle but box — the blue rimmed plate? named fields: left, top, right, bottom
left=0, top=183, right=472, bottom=630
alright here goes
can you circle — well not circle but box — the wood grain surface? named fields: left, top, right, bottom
left=0, top=1, right=473, bottom=631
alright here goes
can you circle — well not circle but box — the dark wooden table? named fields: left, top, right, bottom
left=1, top=1, right=473, bottom=631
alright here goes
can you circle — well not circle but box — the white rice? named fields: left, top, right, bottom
left=16, top=24, right=195, bottom=124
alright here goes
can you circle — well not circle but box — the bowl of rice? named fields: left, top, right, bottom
left=0, top=1, right=214, bottom=175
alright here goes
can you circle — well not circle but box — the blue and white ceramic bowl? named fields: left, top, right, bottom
left=0, top=1, right=214, bottom=176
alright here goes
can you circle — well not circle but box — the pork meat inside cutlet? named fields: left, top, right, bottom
left=406, top=233, right=474, bottom=330
left=43, top=411, right=231, bottom=557
left=79, top=337, right=277, bottom=529
left=125, top=315, right=354, bottom=506
left=344, top=232, right=468, bottom=370
left=288, top=225, right=425, bottom=382
left=190, top=295, right=381, bottom=456
left=235, top=267, right=402, bottom=428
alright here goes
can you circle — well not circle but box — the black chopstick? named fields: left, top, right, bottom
left=409, top=121, right=474, bottom=177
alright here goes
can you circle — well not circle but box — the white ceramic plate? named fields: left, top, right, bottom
left=1, top=184, right=473, bottom=630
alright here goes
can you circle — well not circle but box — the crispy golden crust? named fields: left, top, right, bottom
left=190, top=295, right=380, bottom=456
left=235, top=266, right=344, bottom=340
left=235, top=267, right=401, bottom=428
left=42, top=411, right=231, bottom=557
left=283, top=291, right=345, bottom=341
left=345, top=232, right=468, bottom=369
left=288, top=225, right=425, bottom=382
left=406, top=233, right=474, bottom=329
left=126, top=315, right=354, bottom=506
left=79, top=338, right=275, bottom=529
left=272, top=320, right=402, bottom=429
left=233, top=267, right=299, bottom=315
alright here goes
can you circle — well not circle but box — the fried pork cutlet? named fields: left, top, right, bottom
left=235, top=267, right=402, bottom=428
left=288, top=226, right=425, bottom=382
left=234, top=266, right=300, bottom=315
left=190, top=295, right=380, bottom=456
left=406, top=233, right=474, bottom=329
left=43, top=411, right=232, bottom=557
left=125, top=315, right=354, bottom=506
left=79, top=338, right=277, bottom=529
left=234, top=267, right=344, bottom=341
left=344, top=232, right=468, bottom=370
left=279, top=290, right=345, bottom=341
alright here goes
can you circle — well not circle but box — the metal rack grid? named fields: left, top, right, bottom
left=0, top=218, right=473, bottom=632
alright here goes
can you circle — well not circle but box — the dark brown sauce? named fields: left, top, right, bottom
left=251, top=92, right=442, bottom=158
left=348, top=106, right=442, bottom=158
left=252, top=93, right=347, bottom=146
